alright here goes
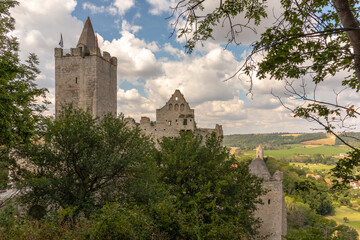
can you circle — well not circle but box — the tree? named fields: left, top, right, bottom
left=14, top=106, right=156, bottom=217
left=170, top=0, right=360, bottom=182
left=155, top=131, right=265, bottom=239
left=0, top=0, right=47, bottom=190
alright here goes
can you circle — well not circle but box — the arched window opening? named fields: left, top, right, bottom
left=168, top=121, right=172, bottom=126
left=175, top=104, right=179, bottom=111
left=183, top=119, right=188, bottom=125
left=180, top=103, right=185, bottom=111
left=268, top=199, right=271, bottom=205
left=169, top=104, right=173, bottom=110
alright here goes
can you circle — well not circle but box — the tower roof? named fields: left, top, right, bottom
left=249, top=158, right=271, bottom=177
left=77, top=17, right=96, bottom=49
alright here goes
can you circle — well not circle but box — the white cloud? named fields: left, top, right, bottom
left=121, top=20, right=142, bottom=33
left=101, top=30, right=162, bottom=83
left=146, top=0, right=175, bottom=15
left=117, top=88, right=156, bottom=119
left=114, top=0, right=134, bottom=15
left=82, top=2, right=117, bottom=15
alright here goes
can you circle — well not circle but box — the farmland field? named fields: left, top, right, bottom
left=290, top=162, right=334, bottom=172
left=327, top=206, right=360, bottom=234
left=302, top=135, right=336, bottom=145
left=244, top=145, right=349, bottom=158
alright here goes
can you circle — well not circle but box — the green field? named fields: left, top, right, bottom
left=327, top=206, right=360, bottom=233
left=290, top=162, right=334, bottom=172
left=244, top=145, right=349, bottom=158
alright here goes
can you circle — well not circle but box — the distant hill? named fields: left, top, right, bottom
left=334, top=132, right=360, bottom=148
left=223, top=132, right=327, bottom=150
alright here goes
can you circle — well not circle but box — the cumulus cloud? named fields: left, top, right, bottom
left=101, top=30, right=162, bottom=83
left=117, top=88, right=156, bottom=119
left=114, top=0, right=134, bottom=15
left=121, top=20, right=142, bottom=33
left=146, top=0, right=176, bottom=15
left=82, top=2, right=117, bottom=15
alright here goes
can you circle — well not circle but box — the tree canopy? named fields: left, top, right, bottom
left=14, top=106, right=157, bottom=217
left=155, top=132, right=265, bottom=239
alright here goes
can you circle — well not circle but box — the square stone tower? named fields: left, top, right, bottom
left=54, top=17, right=117, bottom=117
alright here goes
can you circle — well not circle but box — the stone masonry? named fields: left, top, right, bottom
left=54, top=17, right=117, bottom=117
left=249, top=145, right=287, bottom=240
left=125, top=89, right=223, bottom=145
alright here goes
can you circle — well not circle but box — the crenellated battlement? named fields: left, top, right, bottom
left=54, top=47, right=117, bottom=66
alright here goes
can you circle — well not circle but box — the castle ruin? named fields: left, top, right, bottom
left=53, top=18, right=286, bottom=240
left=125, top=89, right=223, bottom=144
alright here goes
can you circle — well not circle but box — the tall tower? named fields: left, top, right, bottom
left=249, top=147, right=287, bottom=240
left=54, top=17, right=117, bottom=117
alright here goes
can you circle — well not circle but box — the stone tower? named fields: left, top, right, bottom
left=54, top=17, right=117, bottom=117
left=249, top=145, right=287, bottom=240
left=256, top=144, right=264, bottom=160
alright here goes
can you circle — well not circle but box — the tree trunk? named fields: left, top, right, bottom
left=333, top=0, right=360, bottom=84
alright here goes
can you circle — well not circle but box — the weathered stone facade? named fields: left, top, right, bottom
left=125, top=89, right=223, bottom=144
left=249, top=145, right=287, bottom=240
left=55, top=17, right=117, bottom=117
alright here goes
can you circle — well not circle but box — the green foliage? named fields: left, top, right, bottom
left=0, top=131, right=269, bottom=239
left=285, top=197, right=358, bottom=240
left=155, top=131, right=265, bottom=239
left=0, top=0, right=47, bottom=159
left=14, top=106, right=156, bottom=216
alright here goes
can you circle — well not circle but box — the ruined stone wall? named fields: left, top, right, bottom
left=156, top=90, right=195, bottom=131
left=55, top=48, right=117, bottom=117
left=125, top=90, right=223, bottom=146
left=126, top=117, right=222, bottom=146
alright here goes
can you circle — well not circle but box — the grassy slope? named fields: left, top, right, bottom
left=327, top=206, right=360, bottom=234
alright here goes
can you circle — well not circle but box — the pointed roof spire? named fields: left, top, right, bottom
left=77, top=17, right=96, bottom=49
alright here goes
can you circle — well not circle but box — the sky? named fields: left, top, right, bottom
left=9, top=0, right=360, bottom=134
